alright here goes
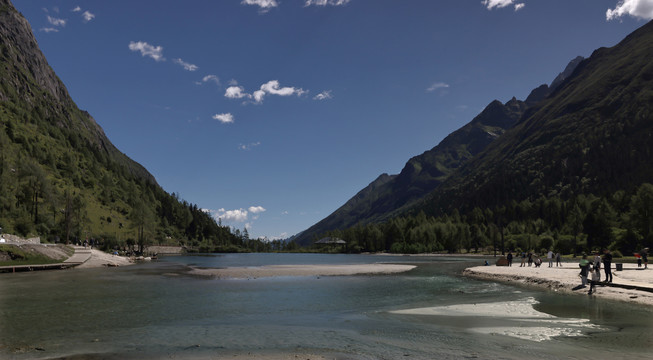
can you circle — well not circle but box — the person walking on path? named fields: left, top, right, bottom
left=592, top=252, right=601, bottom=282
left=528, top=252, right=533, bottom=267
left=520, top=252, right=526, bottom=267
left=603, top=249, right=613, bottom=283
left=555, top=252, right=562, bottom=267
left=640, top=247, right=649, bottom=269
left=547, top=250, right=554, bottom=267
left=507, top=251, right=513, bottom=267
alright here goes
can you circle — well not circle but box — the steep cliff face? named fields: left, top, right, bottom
left=0, top=0, right=155, bottom=184
left=0, top=0, right=70, bottom=104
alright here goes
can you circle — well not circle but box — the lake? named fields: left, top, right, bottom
left=1, top=253, right=652, bottom=359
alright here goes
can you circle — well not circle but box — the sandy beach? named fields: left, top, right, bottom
left=464, top=261, right=653, bottom=306
left=188, top=263, right=417, bottom=279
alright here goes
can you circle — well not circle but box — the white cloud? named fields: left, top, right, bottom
left=82, top=11, right=95, bottom=22
left=208, top=206, right=266, bottom=224
left=215, top=208, right=249, bottom=223
left=242, top=0, right=279, bottom=13
left=313, top=90, right=333, bottom=100
left=47, top=15, right=66, bottom=27
left=225, top=86, right=249, bottom=99
left=305, top=0, right=351, bottom=6
left=213, top=113, right=234, bottom=124
left=128, top=41, right=165, bottom=62
left=249, top=206, right=266, bottom=214
left=72, top=6, right=81, bottom=12
left=426, top=82, right=450, bottom=92
left=607, top=0, right=653, bottom=20
left=482, top=0, right=524, bottom=11
left=173, top=58, right=199, bottom=71
left=225, top=80, right=306, bottom=104
left=239, top=142, right=261, bottom=150
left=254, top=80, right=305, bottom=104
left=40, top=27, right=59, bottom=33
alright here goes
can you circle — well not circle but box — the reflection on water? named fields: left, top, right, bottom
left=1, top=254, right=652, bottom=359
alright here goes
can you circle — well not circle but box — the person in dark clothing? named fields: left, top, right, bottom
left=528, top=252, right=533, bottom=267
left=640, top=247, right=649, bottom=269
left=603, top=249, right=613, bottom=283
left=507, top=252, right=513, bottom=267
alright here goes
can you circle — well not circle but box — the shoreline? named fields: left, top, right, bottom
left=463, top=262, right=653, bottom=306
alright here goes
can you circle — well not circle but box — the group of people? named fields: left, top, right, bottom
left=579, top=249, right=613, bottom=295
left=505, top=251, right=562, bottom=268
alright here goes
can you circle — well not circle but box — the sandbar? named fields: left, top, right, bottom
left=188, top=263, right=416, bottom=279
left=463, top=262, right=653, bottom=306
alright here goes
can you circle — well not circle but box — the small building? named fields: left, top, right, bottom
left=315, top=237, right=346, bottom=245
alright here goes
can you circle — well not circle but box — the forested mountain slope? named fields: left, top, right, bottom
left=0, top=0, right=239, bottom=250
left=417, top=19, right=653, bottom=217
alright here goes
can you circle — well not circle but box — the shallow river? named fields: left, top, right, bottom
left=1, top=253, right=652, bottom=359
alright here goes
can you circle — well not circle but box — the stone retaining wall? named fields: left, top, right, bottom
left=0, top=234, right=41, bottom=245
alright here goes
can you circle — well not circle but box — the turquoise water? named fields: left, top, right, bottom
left=1, top=253, right=652, bottom=359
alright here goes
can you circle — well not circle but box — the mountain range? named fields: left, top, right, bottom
left=296, top=19, right=653, bottom=246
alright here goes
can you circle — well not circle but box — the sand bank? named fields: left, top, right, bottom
left=76, top=249, right=134, bottom=269
left=188, top=263, right=416, bottom=279
left=463, top=262, right=653, bottom=306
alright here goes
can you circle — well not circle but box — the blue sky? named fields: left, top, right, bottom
left=12, top=0, right=652, bottom=240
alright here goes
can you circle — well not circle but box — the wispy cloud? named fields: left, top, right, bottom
left=40, top=27, right=59, bottom=33
left=313, top=90, right=333, bottom=100
left=254, top=80, right=306, bottom=103
left=72, top=6, right=81, bottom=12
left=224, top=80, right=305, bottom=104
left=82, top=11, right=95, bottom=22
left=128, top=41, right=165, bottom=62
left=239, top=142, right=261, bottom=151
left=426, top=82, right=450, bottom=92
left=47, top=15, right=66, bottom=27
left=305, top=0, right=351, bottom=6
left=242, top=0, right=279, bottom=13
left=198, top=74, right=220, bottom=86
left=607, top=0, right=653, bottom=21
left=213, top=113, right=234, bottom=124
left=482, top=0, right=525, bottom=11
left=173, top=58, right=198, bottom=71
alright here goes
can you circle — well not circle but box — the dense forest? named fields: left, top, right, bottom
left=313, top=183, right=653, bottom=257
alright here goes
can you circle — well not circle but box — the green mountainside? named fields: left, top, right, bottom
left=418, top=19, right=653, bottom=216
left=0, top=0, right=241, bottom=251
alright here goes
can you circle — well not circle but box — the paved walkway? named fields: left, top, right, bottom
left=63, top=246, right=93, bottom=265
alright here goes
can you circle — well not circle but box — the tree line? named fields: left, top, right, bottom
left=311, top=183, right=653, bottom=257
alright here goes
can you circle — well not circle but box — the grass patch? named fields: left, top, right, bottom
left=0, top=244, right=59, bottom=266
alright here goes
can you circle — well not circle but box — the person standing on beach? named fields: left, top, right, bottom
left=547, top=250, right=554, bottom=267
left=528, top=252, right=533, bottom=267
left=640, top=247, right=649, bottom=269
left=603, top=249, right=613, bottom=283
left=555, top=252, right=562, bottom=267
left=579, top=254, right=591, bottom=287
left=592, top=252, right=601, bottom=282
left=520, top=252, right=526, bottom=267
left=507, top=251, right=513, bottom=267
